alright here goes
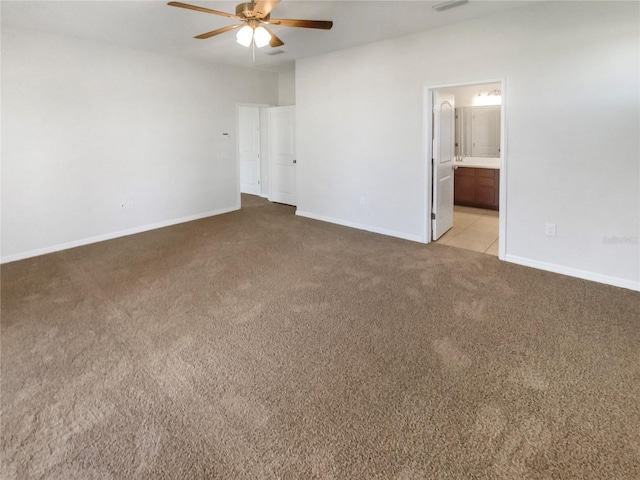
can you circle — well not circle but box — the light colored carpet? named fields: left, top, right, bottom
left=2, top=194, right=639, bottom=479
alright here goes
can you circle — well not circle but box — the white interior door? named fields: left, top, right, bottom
left=471, top=106, right=501, bottom=157
left=432, top=91, right=455, bottom=240
left=239, top=106, right=261, bottom=195
left=269, top=106, right=296, bottom=206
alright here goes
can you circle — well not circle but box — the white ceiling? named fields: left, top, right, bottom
left=2, top=1, right=531, bottom=72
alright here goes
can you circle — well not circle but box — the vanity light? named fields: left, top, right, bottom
left=474, top=89, right=502, bottom=106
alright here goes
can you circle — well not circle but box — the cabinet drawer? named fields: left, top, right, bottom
left=455, top=167, right=475, bottom=177
left=477, top=169, right=495, bottom=178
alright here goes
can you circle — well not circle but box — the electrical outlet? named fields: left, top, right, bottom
left=360, top=196, right=367, bottom=206
left=545, top=223, right=557, bottom=236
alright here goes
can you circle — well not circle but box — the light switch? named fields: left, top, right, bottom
left=545, top=223, right=556, bottom=236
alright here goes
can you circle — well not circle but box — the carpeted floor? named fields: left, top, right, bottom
left=2, top=194, right=639, bottom=479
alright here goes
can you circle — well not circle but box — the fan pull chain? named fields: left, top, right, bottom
left=252, top=39, right=255, bottom=63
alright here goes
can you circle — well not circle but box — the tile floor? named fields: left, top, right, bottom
left=436, top=205, right=499, bottom=256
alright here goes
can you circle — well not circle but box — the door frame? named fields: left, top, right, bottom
left=236, top=102, right=273, bottom=208
left=423, top=78, right=507, bottom=260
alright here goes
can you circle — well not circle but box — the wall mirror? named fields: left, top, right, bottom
left=455, top=105, right=501, bottom=159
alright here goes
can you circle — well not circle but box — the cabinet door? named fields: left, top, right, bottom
left=454, top=168, right=476, bottom=204
left=476, top=185, right=496, bottom=206
left=476, top=169, right=495, bottom=205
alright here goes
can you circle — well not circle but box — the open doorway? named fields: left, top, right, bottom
left=237, top=104, right=297, bottom=209
left=427, top=80, right=505, bottom=258
left=237, top=104, right=271, bottom=206
left=238, top=105, right=262, bottom=196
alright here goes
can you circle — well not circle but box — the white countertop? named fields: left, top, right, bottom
left=454, top=157, right=500, bottom=169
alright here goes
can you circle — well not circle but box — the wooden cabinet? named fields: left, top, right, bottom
left=454, top=167, right=499, bottom=210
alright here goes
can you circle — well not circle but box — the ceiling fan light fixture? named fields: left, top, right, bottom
left=253, top=26, right=272, bottom=48
left=236, top=25, right=253, bottom=47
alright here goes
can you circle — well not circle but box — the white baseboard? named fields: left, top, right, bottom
left=293, top=212, right=638, bottom=291
left=1, top=205, right=239, bottom=264
left=295, top=210, right=423, bottom=243
left=240, top=187, right=260, bottom=196
left=505, top=254, right=640, bottom=292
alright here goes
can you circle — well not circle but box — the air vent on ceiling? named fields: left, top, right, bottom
left=264, top=49, right=286, bottom=56
left=432, top=0, right=469, bottom=12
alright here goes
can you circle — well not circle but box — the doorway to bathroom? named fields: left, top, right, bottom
left=427, top=80, right=505, bottom=258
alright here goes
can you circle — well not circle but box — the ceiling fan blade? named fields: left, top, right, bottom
left=194, top=24, right=243, bottom=39
left=253, top=0, right=278, bottom=19
left=262, top=26, right=285, bottom=47
left=267, top=18, right=333, bottom=30
left=167, top=2, right=241, bottom=20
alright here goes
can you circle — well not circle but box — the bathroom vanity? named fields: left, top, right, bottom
left=453, top=158, right=500, bottom=210
left=452, top=104, right=501, bottom=211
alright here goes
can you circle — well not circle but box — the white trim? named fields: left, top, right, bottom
left=422, top=85, right=432, bottom=244
left=296, top=210, right=422, bottom=243
left=505, top=254, right=640, bottom=292
left=0, top=206, right=239, bottom=264
left=498, top=79, right=508, bottom=261
left=268, top=107, right=274, bottom=202
left=259, top=107, right=271, bottom=199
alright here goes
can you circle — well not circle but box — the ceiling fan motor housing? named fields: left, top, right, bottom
left=236, top=2, right=270, bottom=20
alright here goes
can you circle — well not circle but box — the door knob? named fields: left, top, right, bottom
left=293, top=160, right=297, bottom=164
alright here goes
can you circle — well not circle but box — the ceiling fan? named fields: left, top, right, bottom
left=168, top=1, right=333, bottom=49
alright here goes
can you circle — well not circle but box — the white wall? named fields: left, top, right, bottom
left=278, top=68, right=296, bottom=106
left=296, top=2, right=640, bottom=290
left=1, top=26, right=278, bottom=261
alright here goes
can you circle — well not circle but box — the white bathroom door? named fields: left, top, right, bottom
left=239, top=106, right=261, bottom=195
left=432, top=91, right=455, bottom=240
left=269, top=106, right=296, bottom=206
